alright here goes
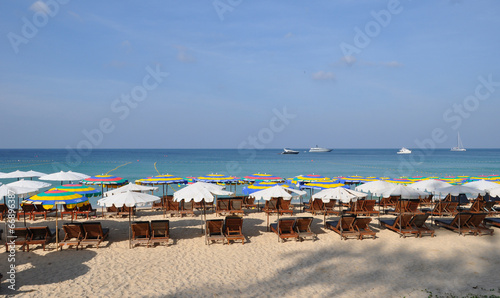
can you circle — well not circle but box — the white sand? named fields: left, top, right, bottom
left=1, top=209, right=500, bottom=297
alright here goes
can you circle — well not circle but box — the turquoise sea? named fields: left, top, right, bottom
left=1, top=149, right=499, bottom=205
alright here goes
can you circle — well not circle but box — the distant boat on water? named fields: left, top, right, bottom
left=281, top=148, right=299, bottom=154
left=309, top=146, right=332, bottom=153
left=451, top=132, right=466, bottom=152
left=397, top=147, right=411, bottom=154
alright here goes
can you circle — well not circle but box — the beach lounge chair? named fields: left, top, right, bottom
left=422, top=201, right=449, bottom=216
left=131, top=221, right=151, bottom=247
left=445, top=202, right=459, bottom=215
left=0, top=204, right=8, bottom=220
left=270, top=218, right=299, bottom=243
left=225, top=216, right=244, bottom=244
left=305, top=199, right=324, bottom=215
left=378, top=196, right=398, bottom=212
left=17, top=204, right=35, bottom=220
left=61, top=204, right=77, bottom=220
left=263, top=198, right=279, bottom=214
left=230, top=199, right=245, bottom=216
left=106, top=205, right=120, bottom=217
left=32, top=204, right=57, bottom=220
left=243, top=196, right=257, bottom=209
left=466, top=213, right=494, bottom=236
left=166, top=199, right=180, bottom=216
left=150, top=220, right=170, bottom=246
left=408, top=213, right=435, bottom=238
left=484, top=218, right=500, bottom=228
left=206, top=219, right=225, bottom=245
left=59, top=223, right=84, bottom=250
left=379, top=214, right=419, bottom=238
left=81, top=222, right=109, bottom=248
left=27, top=226, right=56, bottom=252
left=325, top=216, right=358, bottom=240
left=74, top=204, right=97, bottom=219
left=180, top=200, right=195, bottom=217
left=353, top=217, right=377, bottom=240
left=216, top=199, right=230, bottom=216
left=345, top=200, right=366, bottom=216
left=294, top=217, right=316, bottom=241
left=278, top=198, right=294, bottom=216
left=434, top=213, right=475, bottom=236
left=324, top=199, right=340, bottom=215
left=118, top=205, right=136, bottom=217
left=465, top=198, right=484, bottom=213
left=5, top=227, right=30, bottom=252
left=361, top=200, right=380, bottom=216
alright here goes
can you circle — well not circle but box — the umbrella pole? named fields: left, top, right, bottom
left=128, top=207, right=132, bottom=249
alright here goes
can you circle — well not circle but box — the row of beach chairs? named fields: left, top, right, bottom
left=270, top=217, right=317, bottom=243
left=206, top=216, right=245, bottom=245
left=131, top=220, right=170, bottom=248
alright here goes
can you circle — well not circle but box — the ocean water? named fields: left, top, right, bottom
left=1, top=148, right=499, bottom=204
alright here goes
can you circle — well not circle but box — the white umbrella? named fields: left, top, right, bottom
left=312, top=187, right=367, bottom=203
left=0, top=170, right=33, bottom=179
left=25, top=170, right=47, bottom=178
left=39, top=171, right=90, bottom=184
left=463, top=180, right=500, bottom=192
left=173, top=182, right=233, bottom=203
left=6, top=179, right=52, bottom=189
left=408, top=179, right=451, bottom=192
left=355, top=180, right=394, bottom=195
left=379, top=185, right=429, bottom=199
left=104, top=182, right=158, bottom=197
left=0, top=185, right=38, bottom=198
left=249, top=185, right=306, bottom=201
left=98, top=191, right=161, bottom=249
left=434, top=185, right=485, bottom=197
left=488, top=187, right=500, bottom=197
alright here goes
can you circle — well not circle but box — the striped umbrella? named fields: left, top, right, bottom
left=242, top=181, right=291, bottom=195
left=300, top=181, right=345, bottom=190
left=288, top=174, right=331, bottom=186
left=53, top=184, right=101, bottom=198
left=82, top=175, right=128, bottom=186
left=241, top=173, right=284, bottom=183
left=136, top=174, right=187, bottom=198
left=24, top=189, right=88, bottom=209
left=195, top=173, right=240, bottom=184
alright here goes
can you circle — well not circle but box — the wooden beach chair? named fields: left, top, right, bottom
left=361, top=200, right=380, bottom=216
left=27, top=226, right=56, bottom=252
left=305, top=199, right=324, bottom=215
left=32, top=204, right=57, bottom=220
left=466, top=213, right=494, bottom=236
left=131, top=221, right=151, bottom=247
left=434, top=213, right=475, bottom=236
left=206, top=219, right=225, bottom=245
left=150, top=220, right=170, bottom=247
left=225, top=216, right=244, bottom=244
left=324, top=199, right=340, bottom=215
left=166, top=199, right=180, bottom=216
left=61, top=204, right=77, bottom=220
left=106, top=205, right=120, bottom=217
left=118, top=205, right=136, bottom=217
left=81, top=222, right=109, bottom=248
left=484, top=218, right=500, bottom=228
left=17, top=204, right=35, bottom=220
left=75, top=203, right=97, bottom=219
left=216, top=198, right=230, bottom=216
left=422, top=201, right=449, bottom=216
left=278, top=198, right=294, bottom=216
left=243, top=196, right=257, bottom=209
left=5, top=227, right=30, bottom=252
left=408, top=213, right=434, bottom=238
left=263, top=198, right=279, bottom=214
left=0, top=204, right=8, bottom=220
left=294, top=217, right=316, bottom=241
left=345, top=200, right=366, bottom=216
left=59, top=223, right=84, bottom=250
left=325, top=216, right=358, bottom=240
left=230, top=198, right=245, bottom=216
left=180, top=200, right=195, bottom=217
left=353, top=217, right=377, bottom=240
left=379, top=214, right=419, bottom=238
left=270, top=218, right=299, bottom=243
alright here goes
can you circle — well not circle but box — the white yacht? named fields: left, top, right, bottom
left=281, top=148, right=299, bottom=154
left=309, top=146, right=332, bottom=153
left=451, top=132, right=466, bottom=151
left=397, top=147, right=412, bottom=154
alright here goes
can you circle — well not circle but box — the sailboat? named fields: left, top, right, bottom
left=451, top=132, right=466, bottom=152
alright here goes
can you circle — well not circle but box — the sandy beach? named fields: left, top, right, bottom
left=1, top=207, right=500, bottom=298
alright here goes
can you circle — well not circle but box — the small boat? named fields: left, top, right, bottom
left=309, top=146, right=332, bottom=153
left=281, top=148, right=299, bottom=154
left=451, top=132, right=466, bottom=152
left=397, top=147, right=411, bottom=154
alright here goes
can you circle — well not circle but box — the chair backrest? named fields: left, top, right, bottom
left=207, top=219, right=224, bottom=235
left=446, top=202, right=459, bottom=213
left=406, top=201, right=420, bottom=213
left=278, top=219, right=295, bottom=233
left=353, top=217, right=372, bottom=230
left=231, top=199, right=243, bottom=211
left=268, top=198, right=278, bottom=210
left=63, top=204, right=77, bottom=211
left=225, top=216, right=243, bottom=231
left=183, top=200, right=193, bottom=210
left=324, top=199, right=336, bottom=209
left=63, top=223, right=84, bottom=239
left=107, top=205, right=119, bottom=212
left=167, top=199, right=179, bottom=211
left=433, top=201, right=448, bottom=212
left=132, top=221, right=150, bottom=238
left=33, top=204, right=47, bottom=212
left=483, top=201, right=495, bottom=211
left=217, top=199, right=230, bottom=211
left=469, top=199, right=484, bottom=212
left=13, top=227, right=30, bottom=240
left=397, top=214, right=413, bottom=228
left=246, top=197, right=255, bottom=205
left=21, top=204, right=35, bottom=212
left=312, top=199, right=324, bottom=211
left=339, top=216, right=355, bottom=230
left=151, top=220, right=169, bottom=237
left=279, top=198, right=291, bottom=210
left=451, top=213, right=472, bottom=228
left=363, top=200, right=376, bottom=211
left=409, top=213, right=430, bottom=228
left=78, top=204, right=93, bottom=211
left=83, top=223, right=104, bottom=238
left=295, top=217, right=312, bottom=232
left=29, top=226, right=51, bottom=240
left=466, top=213, right=487, bottom=227
left=0, top=204, right=8, bottom=213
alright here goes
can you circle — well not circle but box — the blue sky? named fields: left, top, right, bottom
left=1, top=0, right=499, bottom=149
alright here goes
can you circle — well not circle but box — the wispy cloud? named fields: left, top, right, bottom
left=68, top=10, right=83, bottom=22
left=29, top=1, right=50, bottom=15
left=312, top=71, right=335, bottom=81
left=336, top=56, right=403, bottom=68
left=284, top=32, right=293, bottom=39
left=174, top=45, right=196, bottom=63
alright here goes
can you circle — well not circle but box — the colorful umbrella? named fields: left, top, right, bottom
left=53, top=184, right=102, bottom=198
left=288, top=174, right=331, bottom=186
left=136, top=174, right=187, bottom=185
left=82, top=175, right=128, bottom=186
left=241, top=173, right=284, bottom=183
left=195, top=173, right=240, bottom=184
left=24, top=189, right=88, bottom=209
left=242, top=181, right=291, bottom=195
left=300, top=181, right=345, bottom=190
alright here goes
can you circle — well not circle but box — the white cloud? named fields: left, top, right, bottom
left=383, top=61, right=403, bottom=68
left=341, top=55, right=356, bottom=65
left=312, top=71, right=335, bottom=81
left=174, top=45, right=196, bottom=63
left=284, top=32, right=293, bottom=39
left=30, top=1, right=50, bottom=15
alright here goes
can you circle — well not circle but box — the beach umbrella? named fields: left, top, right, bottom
left=97, top=191, right=161, bottom=248
left=6, top=179, right=52, bottom=189
left=25, top=170, right=47, bottom=178
left=39, top=171, right=90, bottom=184
left=241, top=173, right=284, bottom=183
left=488, top=187, right=500, bottom=198
left=104, top=182, right=158, bottom=197
left=0, top=185, right=39, bottom=204
left=195, top=173, right=240, bottom=193
left=434, top=185, right=485, bottom=197
left=355, top=180, right=394, bottom=195
left=463, top=180, right=500, bottom=192
left=82, top=175, right=128, bottom=187
left=288, top=174, right=331, bottom=186
left=300, top=181, right=345, bottom=191
left=0, top=170, right=33, bottom=180
left=385, top=178, right=413, bottom=185
left=136, top=174, right=186, bottom=197
left=408, top=179, right=451, bottom=193
left=378, top=185, right=429, bottom=199
left=312, top=187, right=368, bottom=203
left=53, top=184, right=102, bottom=198
left=242, top=181, right=290, bottom=195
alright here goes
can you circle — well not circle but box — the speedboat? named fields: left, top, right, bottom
left=309, top=146, right=332, bottom=153
left=397, top=147, right=411, bottom=154
left=281, top=148, right=299, bottom=154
